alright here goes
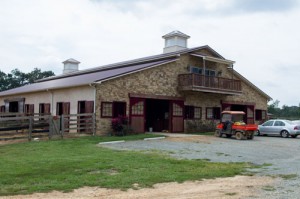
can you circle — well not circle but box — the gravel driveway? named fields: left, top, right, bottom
left=102, top=134, right=300, bottom=199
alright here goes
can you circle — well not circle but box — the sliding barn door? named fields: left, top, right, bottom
left=246, top=106, right=254, bottom=124
left=170, top=100, right=184, bottom=133
left=130, top=98, right=145, bottom=133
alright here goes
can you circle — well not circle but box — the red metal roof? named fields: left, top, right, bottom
left=0, top=58, right=177, bottom=96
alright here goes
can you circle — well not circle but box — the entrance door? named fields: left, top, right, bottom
left=130, top=98, right=145, bottom=133
left=170, top=101, right=184, bottom=132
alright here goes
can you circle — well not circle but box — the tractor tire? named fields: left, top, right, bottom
left=235, top=132, right=245, bottom=140
left=247, top=133, right=254, bottom=140
left=215, top=130, right=222, bottom=137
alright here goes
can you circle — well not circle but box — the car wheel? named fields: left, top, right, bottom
left=215, top=130, right=222, bottom=137
left=256, top=130, right=260, bottom=136
left=281, top=130, right=289, bottom=138
left=235, top=132, right=245, bottom=140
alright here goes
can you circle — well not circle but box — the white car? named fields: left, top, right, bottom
left=258, top=119, right=300, bottom=138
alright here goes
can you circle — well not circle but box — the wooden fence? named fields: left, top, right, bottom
left=0, top=113, right=96, bottom=141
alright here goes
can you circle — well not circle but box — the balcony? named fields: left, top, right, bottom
left=178, top=73, right=242, bottom=95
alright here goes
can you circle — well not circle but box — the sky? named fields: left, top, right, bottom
left=0, top=0, right=300, bottom=107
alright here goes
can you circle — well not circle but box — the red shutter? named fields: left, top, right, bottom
left=44, top=103, right=51, bottom=114
left=63, top=102, right=70, bottom=115
left=85, top=101, right=94, bottom=113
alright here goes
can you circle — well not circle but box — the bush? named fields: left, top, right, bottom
left=186, top=120, right=217, bottom=133
left=111, top=116, right=133, bottom=136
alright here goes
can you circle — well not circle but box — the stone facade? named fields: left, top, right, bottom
left=95, top=49, right=270, bottom=134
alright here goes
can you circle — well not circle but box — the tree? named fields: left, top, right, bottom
left=0, top=68, right=55, bottom=92
left=268, top=100, right=300, bottom=119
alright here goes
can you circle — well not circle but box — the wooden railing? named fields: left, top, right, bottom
left=178, top=74, right=242, bottom=93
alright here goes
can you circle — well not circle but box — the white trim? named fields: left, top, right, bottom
left=190, top=53, right=235, bottom=65
left=95, top=58, right=179, bottom=84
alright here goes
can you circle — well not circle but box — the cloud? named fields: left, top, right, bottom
left=232, top=0, right=299, bottom=13
left=0, top=0, right=300, bottom=105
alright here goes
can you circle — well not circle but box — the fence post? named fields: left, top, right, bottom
left=48, top=115, right=53, bottom=140
left=28, top=116, right=33, bottom=141
left=92, top=113, right=96, bottom=136
left=61, top=114, right=64, bottom=138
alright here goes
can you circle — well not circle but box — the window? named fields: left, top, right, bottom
left=274, top=121, right=285, bottom=126
left=194, top=107, right=202, bottom=119
left=39, top=103, right=50, bottom=115
left=78, top=101, right=94, bottom=114
left=56, top=102, right=70, bottom=116
left=173, top=103, right=183, bottom=116
left=190, top=66, right=202, bottom=74
left=256, top=109, right=266, bottom=121
left=205, top=69, right=216, bottom=77
left=184, top=106, right=194, bottom=119
left=101, top=101, right=127, bottom=118
left=190, top=66, right=215, bottom=77
left=206, top=107, right=220, bottom=120
left=184, top=106, right=201, bottom=119
left=131, top=101, right=143, bottom=115
left=101, top=102, right=113, bottom=117
left=263, top=121, right=274, bottom=126
left=25, top=104, right=34, bottom=116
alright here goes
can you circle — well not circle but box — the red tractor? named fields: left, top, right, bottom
left=215, top=111, right=258, bottom=140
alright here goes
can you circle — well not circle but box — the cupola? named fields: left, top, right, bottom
left=162, top=30, right=190, bottom=53
left=62, top=58, right=80, bottom=74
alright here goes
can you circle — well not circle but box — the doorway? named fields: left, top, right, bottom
left=130, top=97, right=184, bottom=133
left=145, top=99, right=170, bottom=132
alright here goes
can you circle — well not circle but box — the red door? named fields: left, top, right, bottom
left=170, top=100, right=184, bottom=132
left=130, top=98, right=145, bottom=133
left=246, top=105, right=255, bottom=124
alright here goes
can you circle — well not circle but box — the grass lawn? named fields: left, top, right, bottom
left=0, top=134, right=251, bottom=196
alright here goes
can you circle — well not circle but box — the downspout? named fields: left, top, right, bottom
left=89, top=83, right=100, bottom=113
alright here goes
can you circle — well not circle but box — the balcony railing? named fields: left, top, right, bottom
left=178, top=73, right=242, bottom=95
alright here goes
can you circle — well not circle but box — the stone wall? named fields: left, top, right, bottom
left=95, top=51, right=270, bottom=135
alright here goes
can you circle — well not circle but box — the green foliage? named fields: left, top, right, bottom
left=0, top=68, right=55, bottom=92
left=186, top=120, right=217, bottom=133
left=0, top=135, right=251, bottom=196
left=268, top=100, right=300, bottom=119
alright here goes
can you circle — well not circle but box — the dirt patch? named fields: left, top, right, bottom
left=2, top=176, right=274, bottom=199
